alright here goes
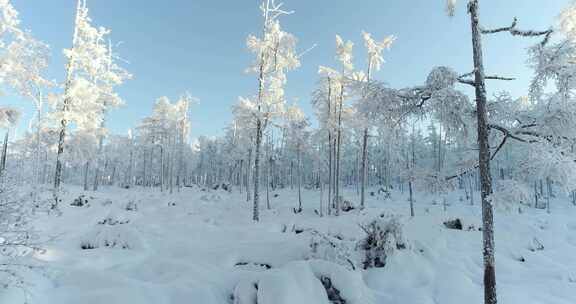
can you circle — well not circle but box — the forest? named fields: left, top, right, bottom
left=1, top=0, right=576, bottom=303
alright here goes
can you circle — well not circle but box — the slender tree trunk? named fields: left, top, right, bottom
left=469, top=2, right=497, bottom=304
left=93, top=135, right=104, bottom=191
left=127, top=148, right=133, bottom=187
left=360, top=128, right=368, bottom=209
left=246, top=148, right=252, bottom=202
left=83, top=161, right=90, bottom=191
left=0, top=131, right=8, bottom=174
left=327, top=132, right=332, bottom=216
left=160, top=145, right=164, bottom=192
left=297, top=145, right=302, bottom=212
left=253, top=120, right=262, bottom=221
left=334, top=82, right=344, bottom=216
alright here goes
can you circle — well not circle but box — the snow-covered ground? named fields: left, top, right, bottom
left=2, top=186, right=576, bottom=304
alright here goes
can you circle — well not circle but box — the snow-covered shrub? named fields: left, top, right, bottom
left=212, top=183, right=232, bottom=192
left=528, top=237, right=545, bottom=252
left=376, top=187, right=391, bottom=200
left=80, top=224, right=142, bottom=250
left=307, top=230, right=357, bottom=271
left=340, top=199, right=355, bottom=212
left=491, top=179, right=532, bottom=212
left=200, top=193, right=222, bottom=202
left=70, top=194, right=90, bottom=207
left=124, top=200, right=138, bottom=212
left=97, top=211, right=130, bottom=225
left=357, top=215, right=405, bottom=269
left=443, top=218, right=463, bottom=230
left=231, top=261, right=374, bottom=304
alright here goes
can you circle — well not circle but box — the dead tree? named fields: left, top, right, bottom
left=452, top=2, right=553, bottom=304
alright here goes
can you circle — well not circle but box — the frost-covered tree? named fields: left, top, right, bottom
left=52, top=0, right=130, bottom=200
left=243, top=0, right=300, bottom=221
left=283, top=104, right=309, bottom=213
left=0, top=107, right=19, bottom=174
left=356, top=31, right=394, bottom=209
left=135, top=94, right=192, bottom=193
left=92, top=41, right=131, bottom=191
left=0, top=0, right=51, bottom=185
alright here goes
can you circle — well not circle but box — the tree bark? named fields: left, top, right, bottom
left=253, top=120, right=262, bottom=221
left=469, top=1, right=497, bottom=304
left=0, top=131, right=7, bottom=174
left=360, top=128, right=368, bottom=209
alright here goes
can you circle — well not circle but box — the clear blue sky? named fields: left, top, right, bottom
left=5, top=0, right=571, bottom=139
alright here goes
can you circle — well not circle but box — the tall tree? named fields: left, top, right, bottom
left=244, top=0, right=300, bottom=221
left=444, top=1, right=553, bottom=303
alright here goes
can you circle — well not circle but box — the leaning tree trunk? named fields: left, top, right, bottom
left=469, top=1, right=497, bottom=304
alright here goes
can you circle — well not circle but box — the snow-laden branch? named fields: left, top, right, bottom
left=481, top=17, right=553, bottom=46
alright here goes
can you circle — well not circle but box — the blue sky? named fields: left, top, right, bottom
left=4, top=0, right=571, bottom=139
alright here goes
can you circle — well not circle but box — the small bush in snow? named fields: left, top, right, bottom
left=200, top=193, right=222, bottom=202
left=443, top=218, right=463, bottom=230
left=528, top=237, right=545, bottom=252
left=124, top=201, right=138, bottom=212
left=80, top=225, right=141, bottom=250
left=340, top=199, right=355, bottom=212
left=376, top=187, right=391, bottom=200
left=307, top=230, right=357, bottom=271
left=71, top=194, right=90, bottom=207
left=97, top=212, right=130, bottom=225
left=357, top=215, right=405, bottom=269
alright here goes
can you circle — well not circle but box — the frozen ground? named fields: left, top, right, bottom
left=2, top=185, right=576, bottom=304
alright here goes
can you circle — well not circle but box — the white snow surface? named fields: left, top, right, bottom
left=2, top=186, right=576, bottom=304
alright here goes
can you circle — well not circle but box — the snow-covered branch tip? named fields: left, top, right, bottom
left=446, top=0, right=457, bottom=17
left=261, top=0, right=294, bottom=22
left=457, top=70, right=515, bottom=86
left=297, top=43, right=317, bottom=59
left=481, top=17, right=554, bottom=46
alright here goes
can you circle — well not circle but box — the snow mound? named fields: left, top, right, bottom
left=233, top=260, right=373, bottom=304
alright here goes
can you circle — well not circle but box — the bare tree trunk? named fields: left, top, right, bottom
left=297, top=145, right=302, bottom=212
left=0, top=131, right=7, bottom=174
left=469, top=2, right=497, bottom=304
left=160, top=145, right=164, bottom=192
left=127, top=148, right=133, bottom=187
left=327, top=132, right=332, bottom=216
left=334, top=83, right=344, bottom=216
left=83, top=161, right=90, bottom=191
left=360, top=128, right=368, bottom=209
left=246, top=148, right=252, bottom=202
left=93, top=134, right=104, bottom=191
left=253, top=120, right=262, bottom=221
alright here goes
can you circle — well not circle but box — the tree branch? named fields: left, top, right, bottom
left=481, top=17, right=553, bottom=46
